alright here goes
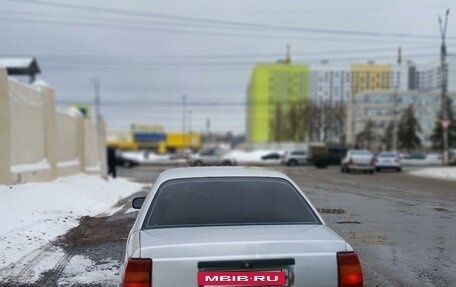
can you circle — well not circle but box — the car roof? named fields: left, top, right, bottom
left=157, top=166, right=289, bottom=181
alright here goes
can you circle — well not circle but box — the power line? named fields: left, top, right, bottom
left=1, top=15, right=444, bottom=46
left=18, top=46, right=443, bottom=61
left=3, top=0, right=455, bottom=41
left=55, top=99, right=342, bottom=107
left=1, top=45, right=442, bottom=60
left=33, top=53, right=439, bottom=69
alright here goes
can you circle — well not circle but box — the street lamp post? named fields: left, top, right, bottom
left=438, top=9, right=450, bottom=165
left=188, top=109, right=192, bottom=150
left=182, top=95, right=187, bottom=151
left=188, top=109, right=192, bottom=134
left=392, top=47, right=401, bottom=152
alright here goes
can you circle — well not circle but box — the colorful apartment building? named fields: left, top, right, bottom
left=346, top=63, right=393, bottom=145
left=353, top=90, right=456, bottom=148
left=247, top=63, right=310, bottom=143
left=310, top=65, right=351, bottom=105
left=351, top=64, right=392, bottom=95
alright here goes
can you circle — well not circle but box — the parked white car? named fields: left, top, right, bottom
left=281, top=150, right=309, bottom=166
left=375, top=152, right=402, bottom=172
left=187, top=148, right=237, bottom=166
left=341, top=149, right=375, bottom=174
left=121, top=167, right=363, bottom=287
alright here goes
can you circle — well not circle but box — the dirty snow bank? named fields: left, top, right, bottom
left=409, top=167, right=456, bottom=181
left=226, top=150, right=284, bottom=164
left=121, top=151, right=169, bottom=162
left=58, top=255, right=119, bottom=286
left=0, top=174, right=141, bottom=273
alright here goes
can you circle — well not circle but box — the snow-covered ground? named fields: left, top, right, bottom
left=58, top=255, right=119, bottom=286
left=121, top=151, right=186, bottom=164
left=227, top=150, right=283, bottom=163
left=409, top=167, right=456, bottom=181
left=0, top=174, right=141, bottom=283
left=121, top=150, right=285, bottom=165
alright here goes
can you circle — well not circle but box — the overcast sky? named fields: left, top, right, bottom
left=1, top=0, right=455, bottom=134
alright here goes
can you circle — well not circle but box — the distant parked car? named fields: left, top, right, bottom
left=261, top=152, right=282, bottom=161
left=450, top=149, right=456, bottom=165
left=187, top=148, right=237, bottom=166
left=168, top=149, right=192, bottom=160
left=341, top=149, right=375, bottom=174
left=425, top=153, right=443, bottom=164
left=281, top=150, right=309, bottom=166
left=402, top=152, right=426, bottom=160
left=115, top=153, right=139, bottom=168
left=401, top=152, right=441, bottom=166
left=375, top=152, right=401, bottom=172
left=307, top=144, right=347, bottom=168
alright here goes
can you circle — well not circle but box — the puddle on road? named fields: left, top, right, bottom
left=350, top=230, right=388, bottom=245
left=433, top=207, right=450, bottom=213
left=317, top=208, right=346, bottom=214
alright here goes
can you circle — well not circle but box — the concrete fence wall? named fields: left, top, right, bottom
left=0, top=68, right=107, bottom=185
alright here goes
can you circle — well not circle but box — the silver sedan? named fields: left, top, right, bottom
left=375, top=152, right=402, bottom=172
left=120, top=167, right=363, bottom=287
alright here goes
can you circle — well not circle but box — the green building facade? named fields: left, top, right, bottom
left=248, top=63, right=310, bottom=143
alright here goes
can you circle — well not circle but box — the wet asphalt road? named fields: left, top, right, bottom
left=282, top=166, right=456, bottom=287
left=119, top=165, right=456, bottom=287
left=3, top=165, right=454, bottom=286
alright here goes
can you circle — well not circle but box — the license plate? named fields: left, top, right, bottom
left=198, top=270, right=287, bottom=286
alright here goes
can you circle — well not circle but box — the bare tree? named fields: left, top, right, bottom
left=268, top=99, right=346, bottom=144
left=356, top=120, right=375, bottom=149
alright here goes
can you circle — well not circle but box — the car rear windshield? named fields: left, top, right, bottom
left=379, top=153, right=397, bottom=158
left=350, top=150, right=372, bottom=155
left=143, top=177, right=320, bottom=229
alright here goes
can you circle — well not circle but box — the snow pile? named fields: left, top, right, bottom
left=226, top=150, right=283, bottom=163
left=121, top=151, right=184, bottom=164
left=10, top=159, right=50, bottom=173
left=58, top=255, right=119, bottom=286
left=0, top=174, right=141, bottom=271
left=409, top=167, right=456, bottom=181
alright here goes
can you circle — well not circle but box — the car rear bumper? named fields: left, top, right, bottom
left=348, top=164, right=374, bottom=170
left=375, top=163, right=401, bottom=168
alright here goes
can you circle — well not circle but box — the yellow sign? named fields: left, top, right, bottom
left=130, top=123, right=164, bottom=132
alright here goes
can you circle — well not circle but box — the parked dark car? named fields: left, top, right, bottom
left=261, top=152, right=282, bottom=161
left=402, top=152, right=426, bottom=160
left=115, top=153, right=139, bottom=168
left=308, top=144, right=347, bottom=168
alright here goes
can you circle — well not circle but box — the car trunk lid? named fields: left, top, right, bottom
left=139, top=225, right=347, bottom=287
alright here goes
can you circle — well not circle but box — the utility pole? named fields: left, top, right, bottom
left=182, top=95, right=187, bottom=150
left=206, top=117, right=211, bottom=144
left=91, top=77, right=107, bottom=178
left=392, top=47, right=401, bottom=151
left=439, top=9, right=450, bottom=165
left=91, top=77, right=101, bottom=123
left=188, top=109, right=192, bottom=134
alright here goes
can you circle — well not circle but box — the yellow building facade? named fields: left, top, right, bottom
left=347, top=64, right=393, bottom=145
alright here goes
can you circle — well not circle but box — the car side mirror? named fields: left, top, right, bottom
left=132, top=197, right=146, bottom=209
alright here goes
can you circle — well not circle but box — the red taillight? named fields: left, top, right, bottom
left=337, top=252, right=363, bottom=287
left=348, top=157, right=353, bottom=165
left=122, top=258, right=152, bottom=287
